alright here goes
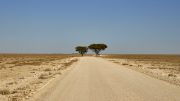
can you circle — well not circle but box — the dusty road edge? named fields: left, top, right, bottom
left=104, top=57, right=180, bottom=87
left=27, top=60, right=79, bottom=101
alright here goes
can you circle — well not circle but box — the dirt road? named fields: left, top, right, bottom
left=30, top=57, right=180, bottom=101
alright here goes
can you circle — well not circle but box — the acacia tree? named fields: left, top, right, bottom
left=88, top=44, right=107, bottom=56
left=75, top=46, right=88, bottom=56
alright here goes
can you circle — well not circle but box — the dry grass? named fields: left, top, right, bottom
left=0, top=64, right=6, bottom=70
left=148, top=67, right=157, bottom=69
left=113, top=61, right=120, bottom=63
left=38, top=73, right=49, bottom=79
left=103, top=54, right=180, bottom=86
left=168, top=73, right=177, bottom=77
left=0, top=54, right=79, bottom=101
left=44, top=68, right=52, bottom=71
left=11, top=97, right=19, bottom=101
left=177, top=67, right=180, bottom=71
left=0, top=89, right=11, bottom=95
left=13, top=61, right=42, bottom=66
left=103, top=54, right=180, bottom=63
left=62, top=59, right=78, bottom=67
left=103, top=54, right=180, bottom=71
left=122, top=63, right=129, bottom=65
left=1, top=54, right=79, bottom=67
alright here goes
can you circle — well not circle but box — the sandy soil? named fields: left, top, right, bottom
left=104, top=55, right=180, bottom=86
left=0, top=54, right=78, bottom=101
left=28, top=57, right=180, bottom=101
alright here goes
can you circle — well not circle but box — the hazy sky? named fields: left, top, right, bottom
left=0, top=0, right=180, bottom=54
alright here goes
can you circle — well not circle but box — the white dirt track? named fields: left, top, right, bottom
left=29, top=57, right=180, bottom=101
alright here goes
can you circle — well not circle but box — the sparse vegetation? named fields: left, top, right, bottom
left=62, top=59, right=78, bottom=67
left=148, top=67, right=157, bottom=69
left=113, top=61, right=119, bottom=63
left=11, top=97, right=19, bottom=101
left=0, top=64, right=6, bottom=70
left=168, top=73, right=177, bottom=77
left=0, top=54, right=79, bottom=100
left=8, top=60, right=43, bottom=66
left=44, top=68, right=52, bottom=71
left=177, top=67, right=180, bottom=72
left=38, top=73, right=49, bottom=79
left=138, top=65, right=142, bottom=67
left=0, top=89, right=11, bottom=95
left=122, top=63, right=129, bottom=65
left=103, top=54, right=180, bottom=86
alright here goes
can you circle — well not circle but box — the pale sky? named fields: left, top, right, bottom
left=0, top=0, right=180, bottom=54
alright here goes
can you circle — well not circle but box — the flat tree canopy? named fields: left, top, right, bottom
left=75, top=46, right=88, bottom=56
left=88, top=44, right=107, bottom=56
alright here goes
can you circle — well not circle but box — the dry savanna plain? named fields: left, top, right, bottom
left=0, top=54, right=78, bottom=101
left=0, top=54, right=180, bottom=101
left=103, top=54, right=180, bottom=86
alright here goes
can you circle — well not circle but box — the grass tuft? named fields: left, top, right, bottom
left=0, top=89, right=11, bottom=95
left=122, top=63, right=128, bottom=65
left=168, top=73, right=177, bottom=77
left=44, top=68, right=51, bottom=71
left=38, top=73, right=49, bottom=79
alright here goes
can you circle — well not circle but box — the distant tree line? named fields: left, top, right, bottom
left=75, top=44, right=107, bottom=56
